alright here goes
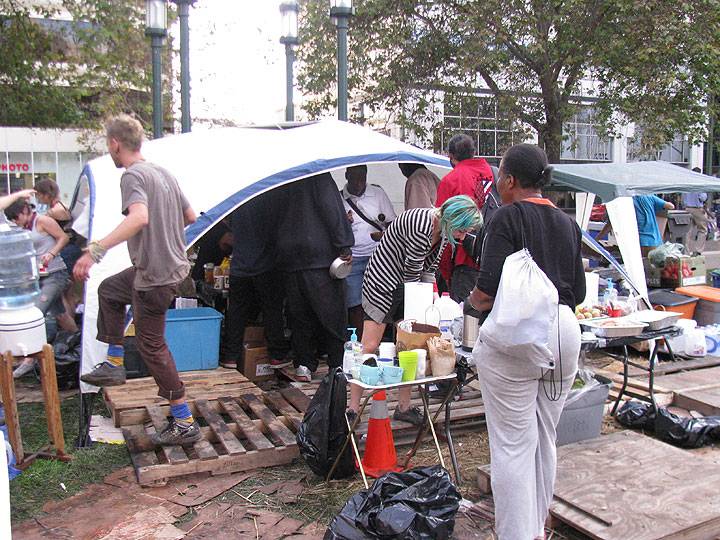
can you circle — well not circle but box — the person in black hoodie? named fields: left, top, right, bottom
left=224, top=190, right=289, bottom=370
left=275, top=173, right=354, bottom=381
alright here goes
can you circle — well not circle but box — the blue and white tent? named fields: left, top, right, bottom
left=76, top=120, right=452, bottom=392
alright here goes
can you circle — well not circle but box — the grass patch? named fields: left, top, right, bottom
left=9, top=393, right=131, bottom=523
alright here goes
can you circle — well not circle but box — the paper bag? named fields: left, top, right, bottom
left=395, top=320, right=440, bottom=353
left=427, top=337, right=456, bottom=376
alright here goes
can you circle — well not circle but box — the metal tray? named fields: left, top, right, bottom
left=629, top=310, right=682, bottom=331
left=580, top=318, right=648, bottom=338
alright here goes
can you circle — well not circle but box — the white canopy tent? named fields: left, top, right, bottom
left=76, top=120, right=452, bottom=394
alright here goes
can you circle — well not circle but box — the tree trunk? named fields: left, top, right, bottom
left=539, top=118, right=563, bottom=163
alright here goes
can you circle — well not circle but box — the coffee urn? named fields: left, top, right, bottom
left=462, top=313, right=480, bottom=351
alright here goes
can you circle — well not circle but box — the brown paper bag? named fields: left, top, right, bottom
left=395, top=321, right=440, bottom=353
left=427, top=336, right=456, bottom=376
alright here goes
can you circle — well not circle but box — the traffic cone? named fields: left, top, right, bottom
left=361, top=390, right=403, bottom=477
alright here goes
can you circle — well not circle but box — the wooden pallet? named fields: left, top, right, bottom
left=477, top=431, right=720, bottom=539
left=104, top=368, right=263, bottom=427
left=122, top=389, right=304, bottom=484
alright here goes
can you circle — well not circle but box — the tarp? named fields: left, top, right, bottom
left=78, top=120, right=451, bottom=393
left=553, top=161, right=720, bottom=203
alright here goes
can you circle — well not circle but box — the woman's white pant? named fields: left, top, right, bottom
left=475, top=305, right=580, bottom=540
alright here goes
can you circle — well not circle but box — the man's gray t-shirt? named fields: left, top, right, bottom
left=121, top=161, right=191, bottom=290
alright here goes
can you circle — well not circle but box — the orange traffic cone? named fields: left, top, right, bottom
left=361, top=390, right=403, bottom=478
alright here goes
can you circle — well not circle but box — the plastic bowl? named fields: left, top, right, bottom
left=381, top=365, right=404, bottom=384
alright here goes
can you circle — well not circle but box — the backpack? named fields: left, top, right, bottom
left=462, top=165, right=502, bottom=264
left=296, top=367, right=355, bottom=479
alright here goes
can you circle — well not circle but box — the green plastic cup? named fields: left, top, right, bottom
left=398, top=351, right=419, bottom=382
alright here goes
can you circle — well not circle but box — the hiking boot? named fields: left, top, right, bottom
left=80, top=362, right=126, bottom=387
left=393, top=405, right=425, bottom=426
left=151, top=418, right=202, bottom=446
left=295, top=365, right=312, bottom=382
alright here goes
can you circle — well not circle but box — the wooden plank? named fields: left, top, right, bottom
left=652, top=366, right=720, bottom=393
left=263, top=392, right=303, bottom=429
left=279, top=386, right=312, bottom=413
left=145, top=406, right=189, bottom=464
left=551, top=431, right=720, bottom=540
left=122, top=425, right=159, bottom=468
left=192, top=438, right=219, bottom=461
left=134, top=444, right=299, bottom=484
left=627, top=356, right=720, bottom=378
left=38, top=344, right=65, bottom=455
left=673, top=388, right=720, bottom=416
left=241, top=394, right=296, bottom=447
left=218, top=398, right=275, bottom=451
left=0, top=351, right=23, bottom=463
left=194, top=399, right=246, bottom=456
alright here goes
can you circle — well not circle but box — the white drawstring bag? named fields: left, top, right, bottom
left=476, top=215, right=559, bottom=369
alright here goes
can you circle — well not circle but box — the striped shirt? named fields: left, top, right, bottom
left=362, top=207, right=448, bottom=319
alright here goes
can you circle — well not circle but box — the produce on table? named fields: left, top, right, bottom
left=661, top=259, right=693, bottom=280
left=575, top=305, right=608, bottom=320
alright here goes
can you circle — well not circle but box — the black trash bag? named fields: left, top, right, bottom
left=46, top=330, right=81, bottom=390
left=296, top=366, right=354, bottom=479
left=325, top=465, right=461, bottom=540
left=654, top=408, right=720, bottom=448
left=616, top=399, right=656, bottom=430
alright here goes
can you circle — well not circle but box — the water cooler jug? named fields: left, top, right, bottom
left=0, top=224, right=46, bottom=356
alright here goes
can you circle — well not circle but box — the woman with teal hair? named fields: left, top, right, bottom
left=348, top=195, right=482, bottom=425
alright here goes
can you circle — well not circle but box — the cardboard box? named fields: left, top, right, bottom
left=241, top=344, right=275, bottom=382
left=660, top=255, right=707, bottom=288
left=642, top=258, right=662, bottom=288
left=243, top=326, right=266, bottom=346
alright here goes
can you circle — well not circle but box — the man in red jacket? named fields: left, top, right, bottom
left=436, top=134, right=494, bottom=301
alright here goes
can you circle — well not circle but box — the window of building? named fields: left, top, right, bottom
left=7, top=152, right=33, bottom=193
left=561, top=108, right=613, bottom=162
left=627, top=130, right=690, bottom=165
left=436, top=93, right=521, bottom=160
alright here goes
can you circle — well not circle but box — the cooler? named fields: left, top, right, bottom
left=164, top=307, right=223, bottom=371
left=675, top=286, right=720, bottom=326
left=648, top=289, right=698, bottom=320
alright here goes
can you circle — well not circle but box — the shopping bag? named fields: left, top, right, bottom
left=427, top=337, right=456, bottom=376
left=477, top=248, right=559, bottom=369
left=395, top=320, right=440, bottom=353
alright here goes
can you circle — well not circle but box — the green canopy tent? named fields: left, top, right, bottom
left=550, top=161, right=720, bottom=203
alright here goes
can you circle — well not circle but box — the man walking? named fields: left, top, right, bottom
left=75, top=114, right=199, bottom=446
left=683, top=167, right=709, bottom=254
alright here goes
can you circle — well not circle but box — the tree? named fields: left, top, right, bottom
left=297, top=0, right=720, bottom=162
left=0, top=0, right=174, bottom=132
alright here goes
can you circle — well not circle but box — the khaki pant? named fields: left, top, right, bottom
left=687, top=207, right=709, bottom=254
left=474, top=305, right=580, bottom=540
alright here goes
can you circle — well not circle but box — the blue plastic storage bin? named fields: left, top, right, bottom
left=165, top=307, right=223, bottom=371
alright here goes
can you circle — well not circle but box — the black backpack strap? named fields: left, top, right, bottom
left=345, top=196, right=384, bottom=232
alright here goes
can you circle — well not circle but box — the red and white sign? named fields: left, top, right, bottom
left=1, top=163, right=30, bottom=172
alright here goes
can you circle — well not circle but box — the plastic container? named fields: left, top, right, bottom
left=648, top=289, right=698, bottom=320
left=556, top=374, right=612, bottom=446
left=398, top=351, right=418, bottom=382
left=434, top=292, right=462, bottom=320
left=0, top=226, right=40, bottom=310
left=412, top=348, right=427, bottom=378
left=0, top=305, right=46, bottom=356
left=675, top=286, right=720, bottom=326
left=164, top=307, right=223, bottom=371
left=378, top=342, right=396, bottom=359
left=343, top=327, right=362, bottom=374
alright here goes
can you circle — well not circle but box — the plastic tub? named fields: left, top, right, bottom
left=648, top=289, right=698, bottom=320
left=165, top=307, right=223, bottom=371
left=556, top=374, right=612, bottom=446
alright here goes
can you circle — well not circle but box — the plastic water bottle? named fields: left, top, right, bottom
left=0, top=225, right=40, bottom=310
left=343, top=327, right=362, bottom=374
left=434, top=292, right=460, bottom=339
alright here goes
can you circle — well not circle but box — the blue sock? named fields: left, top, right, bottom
left=170, top=402, right=194, bottom=424
left=106, top=344, right=124, bottom=368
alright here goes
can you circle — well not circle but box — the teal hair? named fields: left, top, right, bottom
left=437, top=195, right=482, bottom=245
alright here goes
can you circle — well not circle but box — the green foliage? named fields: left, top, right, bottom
left=297, top=0, right=720, bottom=161
left=0, top=0, right=163, bottom=130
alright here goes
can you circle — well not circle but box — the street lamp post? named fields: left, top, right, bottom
left=172, top=0, right=195, bottom=133
left=330, top=0, right=354, bottom=121
left=280, top=2, right=299, bottom=122
left=145, top=0, right=168, bottom=139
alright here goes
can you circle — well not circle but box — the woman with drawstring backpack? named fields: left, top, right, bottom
left=468, top=144, right=586, bottom=540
